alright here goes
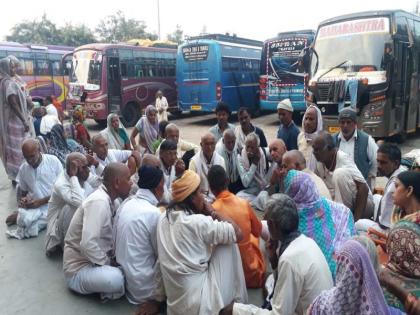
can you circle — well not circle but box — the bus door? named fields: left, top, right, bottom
left=107, top=56, right=122, bottom=113
left=406, top=47, right=418, bottom=133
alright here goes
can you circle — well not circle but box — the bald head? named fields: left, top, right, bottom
left=22, top=139, right=42, bottom=168
left=269, top=139, right=287, bottom=163
left=92, top=134, right=108, bottom=160
left=282, top=150, right=306, bottom=171
left=102, top=162, right=132, bottom=200
left=223, top=129, right=236, bottom=152
left=66, top=152, right=90, bottom=181
left=141, top=154, right=161, bottom=168
left=201, top=132, right=216, bottom=160
left=165, top=123, right=180, bottom=144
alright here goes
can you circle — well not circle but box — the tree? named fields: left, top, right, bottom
left=95, top=11, right=156, bottom=42
left=6, top=14, right=62, bottom=44
left=60, top=23, right=96, bottom=46
left=167, top=24, right=183, bottom=44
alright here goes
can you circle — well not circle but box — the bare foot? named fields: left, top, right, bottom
left=6, top=211, right=18, bottom=226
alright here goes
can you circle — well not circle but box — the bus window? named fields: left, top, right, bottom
left=396, top=16, right=408, bottom=36
left=0, top=50, right=7, bottom=58
left=35, top=53, right=51, bottom=76
left=21, top=59, right=34, bottom=76
left=119, top=49, right=134, bottom=78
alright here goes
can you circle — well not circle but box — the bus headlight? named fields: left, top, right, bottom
left=363, top=101, right=385, bottom=120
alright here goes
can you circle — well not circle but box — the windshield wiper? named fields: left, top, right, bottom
left=318, top=60, right=350, bottom=80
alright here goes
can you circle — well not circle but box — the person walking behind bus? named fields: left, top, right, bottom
left=209, top=102, right=235, bottom=142
left=155, top=90, right=168, bottom=122
left=334, top=108, right=378, bottom=188
left=0, top=56, right=35, bottom=182
left=277, top=99, right=300, bottom=151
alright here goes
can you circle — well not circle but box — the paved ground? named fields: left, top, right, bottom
left=1, top=112, right=419, bottom=315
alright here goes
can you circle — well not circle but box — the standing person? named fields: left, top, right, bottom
left=100, top=113, right=131, bottom=150
left=235, top=107, right=267, bottom=152
left=72, top=105, right=92, bottom=152
left=45, top=152, right=94, bottom=256
left=220, top=194, right=333, bottom=315
left=0, top=56, right=35, bottom=182
left=209, top=165, right=266, bottom=288
left=157, top=170, right=248, bottom=315
left=334, top=108, right=378, bottom=187
left=308, top=240, right=393, bottom=315
left=114, top=165, right=165, bottom=307
left=131, top=105, right=159, bottom=154
left=5, top=139, right=63, bottom=239
left=276, top=99, right=300, bottom=151
left=298, top=104, right=323, bottom=171
left=209, top=102, right=235, bottom=142
left=63, top=163, right=132, bottom=301
left=155, top=90, right=168, bottom=122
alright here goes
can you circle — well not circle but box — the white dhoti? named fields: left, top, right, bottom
left=6, top=205, right=48, bottom=239
left=66, top=265, right=125, bottom=300
left=332, top=168, right=374, bottom=218
left=45, top=205, right=76, bottom=252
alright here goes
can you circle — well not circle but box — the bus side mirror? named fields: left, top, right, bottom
left=298, top=47, right=312, bottom=73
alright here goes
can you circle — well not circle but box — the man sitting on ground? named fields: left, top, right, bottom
left=209, top=165, right=266, bottom=288
left=6, top=139, right=63, bottom=239
left=237, top=133, right=271, bottom=210
left=87, top=134, right=141, bottom=177
left=158, top=139, right=185, bottom=204
left=220, top=194, right=333, bottom=315
left=356, top=143, right=407, bottom=232
left=114, top=165, right=165, bottom=309
left=63, top=163, right=132, bottom=301
left=215, top=129, right=243, bottom=193
left=312, top=131, right=374, bottom=220
left=45, top=152, right=94, bottom=256
left=155, top=123, right=199, bottom=168
left=209, top=101, right=235, bottom=141
left=235, top=107, right=267, bottom=152
left=274, top=150, right=331, bottom=199
left=189, top=132, right=225, bottom=201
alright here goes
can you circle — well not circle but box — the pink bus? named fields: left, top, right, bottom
left=66, top=43, right=177, bottom=126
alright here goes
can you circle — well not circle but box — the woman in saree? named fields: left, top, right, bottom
left=283, top=169, right=356, bottom=278
left=130, top=105, right=159, bottom=154
left=100, top=113, right=131, bottom=150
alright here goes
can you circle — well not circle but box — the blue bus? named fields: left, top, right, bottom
left=177, top=34, right=262, bottom=113
left=259, top=30, right=315, bottom=112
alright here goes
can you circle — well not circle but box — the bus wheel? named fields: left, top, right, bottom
left=122, top=102, right=140, bottom=127
left=392, top=131, right=406, bottom=144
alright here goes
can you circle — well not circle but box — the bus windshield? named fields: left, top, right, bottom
left=267, top=37, right=308, bottom=77
left=312, top=17, right=392, bottom=80
left=71, top=50, right=102, bottom=90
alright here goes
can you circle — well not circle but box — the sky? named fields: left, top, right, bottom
left=0, top=0, right=416, bottom=42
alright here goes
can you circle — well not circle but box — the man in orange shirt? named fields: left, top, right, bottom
left=209, top=165, right=266, bottom=288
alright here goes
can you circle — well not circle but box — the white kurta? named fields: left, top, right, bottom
left=233, top=235, right=333, bottom=315
left=90, top=149, right=132, bottom=176
left=45, top=171, right=94, bottom=252
left=157, top=210, right=248, bottom=315
left=114, top=189, right=164, bottom=304
left=189, top=151, right=226, bottom=199
left=6, top=154, right=63, bottom=239
left=156, top=96, right=169, bottom=121
left=160, top=159, right=176, bottom=204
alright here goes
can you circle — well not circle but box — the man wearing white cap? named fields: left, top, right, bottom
left=277, top=99, right=300, bottom=150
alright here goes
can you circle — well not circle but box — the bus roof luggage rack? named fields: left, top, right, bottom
left=185, top=33, right=263, bottom=47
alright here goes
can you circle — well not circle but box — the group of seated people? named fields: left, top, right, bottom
left=4, top=99, right=420, bottom=315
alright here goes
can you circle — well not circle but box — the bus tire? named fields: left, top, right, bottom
left=122, top=102, right=140, bottom=127
left=393, top=131, right=406, bottom=144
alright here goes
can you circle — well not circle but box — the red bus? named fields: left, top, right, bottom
left=66, top=43, right=177, bottom=126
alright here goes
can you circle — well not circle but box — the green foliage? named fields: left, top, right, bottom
left=95, top=11, right=157, bottom=42
left=167, top=24, right=183, bottom=44
left=5, top=11, right=166, bottom=46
